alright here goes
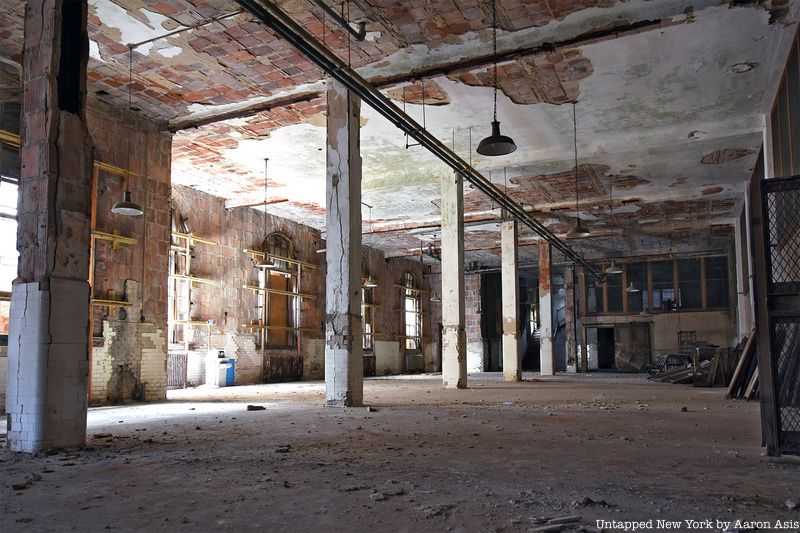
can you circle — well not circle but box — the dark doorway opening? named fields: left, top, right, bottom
left=597, top=327, right=616, bottom=370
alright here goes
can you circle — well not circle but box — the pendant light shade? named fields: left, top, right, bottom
left=626, top=280, right=640, bottom=293
left=477, top=0, right=516, bottom=157
left=477, top=120, right=517, bottom=156
left=430, top=293, right=442, bottom=303
left=363, top=276, right=378, bottom=288
left=605, top=260, right=622, bottom=275
left=111, top=190, right=143, bottom=217
left=567, top=220, right=591, bottom=239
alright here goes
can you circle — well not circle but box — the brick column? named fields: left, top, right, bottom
left=538, top=241, right=555, bottom=376
left=6, top=0, right=92, bottom=451
left=441, top=172, right=467, bottom=389
left=324, top=78, right=363, bottom=407
left=501, top=219, right=521, bottom=381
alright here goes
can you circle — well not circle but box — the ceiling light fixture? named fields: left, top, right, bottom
left=476, top=0, right=516, bottom=157
left=112, top=45, right=143, bottom=217
left=626, top=280, right=640, bottom=293
left=255, top=157, right=276, bottom=270
left=567, top=102, right=590, bottom=238
left=606, top=260, right=622, bottom=275
left=363, top=276, right=377, bottom=288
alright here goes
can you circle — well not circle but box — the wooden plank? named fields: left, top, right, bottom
left=708, top=352, right=720, bottom=386
left=745, top=367, right=760, bottom=400
left=727, top=331, right=755, bottom=399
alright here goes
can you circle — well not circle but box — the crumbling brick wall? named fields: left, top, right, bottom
left=87, top=97, right=171, bottom=404
left=171, top=185, right=434, bottom=383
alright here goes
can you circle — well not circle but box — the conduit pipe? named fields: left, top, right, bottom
left=309, top=0, right=367, bottom=41
left=234, top=0, right=601, bottom=279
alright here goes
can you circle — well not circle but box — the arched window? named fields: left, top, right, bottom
left=403, top=272, right=421, bottom=352
left=259, top=233, right=298, bottom=349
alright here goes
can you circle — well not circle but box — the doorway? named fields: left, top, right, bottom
left=597, top=327, right=615, bottom=370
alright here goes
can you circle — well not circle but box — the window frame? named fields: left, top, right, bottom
left=260, top=232, right=299, bottom=350
left=585, top=255, right=731, bottom=316
left=402, top=271, right=422, bottom=352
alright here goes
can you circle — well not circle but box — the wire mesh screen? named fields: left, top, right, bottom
left=763, top=177, right=800, bottom=454
left=764, top=179, right=800, bottom=295
left=771, top=318, right=800, bottom=452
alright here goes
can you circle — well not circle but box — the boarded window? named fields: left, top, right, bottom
left=263, top=233, right=297, bottom=349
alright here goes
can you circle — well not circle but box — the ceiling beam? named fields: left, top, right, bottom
left=370, top=16, right=692, bottom=89
left=168, top=90, right=321, bottom=131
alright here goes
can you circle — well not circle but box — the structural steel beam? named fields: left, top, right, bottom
left=234, top=0, right=601, bottom=278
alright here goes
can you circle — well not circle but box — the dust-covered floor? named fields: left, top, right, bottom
left=1, top=373, right=798, bottom=532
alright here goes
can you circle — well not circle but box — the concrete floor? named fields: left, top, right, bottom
left=1, top=373, right=799, bottom=532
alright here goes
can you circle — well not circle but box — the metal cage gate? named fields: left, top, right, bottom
left=752, top=174, right=800, bottom=456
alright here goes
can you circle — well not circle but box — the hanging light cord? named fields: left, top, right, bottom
left=264, top=157, right=269, bottom=249
left=609, top=173, right=614, bottom=248
left=127, top=46, right=134, bottom=185
left=492, top=0, right=498, bottom=123
left=573, top=101, right=579, bottom=221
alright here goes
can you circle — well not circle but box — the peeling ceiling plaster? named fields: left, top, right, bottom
left=1, top=0, right=799, bottom=266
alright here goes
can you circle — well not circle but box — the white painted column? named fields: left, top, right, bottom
left=501, top=219, right=521, bottom=381
left=324, top=78, right=363, bottom=406
left=539, top=240, right=555, bottom=376
left=441, top=172, right=467, bottom=389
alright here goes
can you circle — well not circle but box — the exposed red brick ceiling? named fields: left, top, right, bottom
left=449, top=49, right=593, bottom=105
left=386, top=81, right=450, bottom=105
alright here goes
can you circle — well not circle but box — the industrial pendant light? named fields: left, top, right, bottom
left=626, top=280, right=640, bottom=293
left=476, top=0, right=516, bottom=157
left=363, top=276, right=378, bottom=288
left=256, top=157, right=276, bottom=270
left=605, top=175, right=622, bottom=274
left=111, top=191, right=144, bottom=216
left=112, top=46, right=143, bottom=217
left=566, top=102, right=590, bottom=238
left=606, top=260, right=622, bottom=275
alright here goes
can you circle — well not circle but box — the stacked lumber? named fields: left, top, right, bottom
left=726, top=333, right=759, bottom=400
left=649, top=359, right=711, bottom=384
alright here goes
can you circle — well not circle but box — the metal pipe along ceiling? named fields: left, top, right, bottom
left=234, top=0, right=601, bottom=279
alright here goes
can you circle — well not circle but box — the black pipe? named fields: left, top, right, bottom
left=309, top=0, right=366, bottom=41
left=234, top=0, right=600, bottom=279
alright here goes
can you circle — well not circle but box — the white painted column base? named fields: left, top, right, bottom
left=6, top=278, right=89, bottom=452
